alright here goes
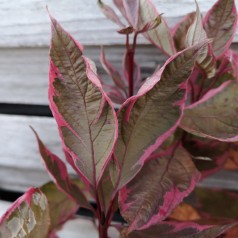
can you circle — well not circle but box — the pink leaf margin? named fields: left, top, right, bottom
left=181, top=80, right=238, bottom=142
left=118, top=44, right=205, bottom=172
left=0, top=188, right=40, bottom=224
left=203, top=0, right=238, bottom=59
left=48, top=14, right=118, bottom=187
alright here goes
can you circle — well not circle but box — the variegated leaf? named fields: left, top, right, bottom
left=137, top=0, right=175, bottom=56
left=98, top=0, right=125, bottom=27
left=173, top=12, right=196, bottom=51
left=100, top=46, right=127, bottom=92
left=32, top=128, right=92, bottom=210
left=203, top=0, right=237, bottom=58
left=180, top=81, right=238, bottom=141
left=120, top=221, right=236, bottom=238
left=186, top=1, right=216, bottom=78
left=115, top=42, right=207, bottom=189
left=41, top=182, right=79, bottom=236
left=0, top=188, right=50, bottom=238
left=97, top=162, right=117, bottom=215
left=49, top=15, right=118, bottom=187
left=119, top=146, right=200, bottom=231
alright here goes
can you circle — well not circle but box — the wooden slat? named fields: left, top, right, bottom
left=1, top=44, right=238, bottom=105
left=0, top=0, right=237, bottom=47
left=0, top=114, right=237, bottom=192
left=0, top=46, right=166, bottom=105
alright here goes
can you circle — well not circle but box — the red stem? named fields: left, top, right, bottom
left=126, top=32, right=138, bottom=97
left=127, top=49, right=134, bottom=97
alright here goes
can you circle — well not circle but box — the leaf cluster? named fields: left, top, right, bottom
left=1, top=0, right=238, bottom=237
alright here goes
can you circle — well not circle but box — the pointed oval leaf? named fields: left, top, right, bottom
left=180, top=81, right=238, bottom=141
left=98, top=0, right=125, bottom=27
left=123, top=0, right=139, bottom=29
left=97, top=163, right=117, bottom=215
left=119, top=146, right=200, bottom=231
left=49, top=16, right=118, bottom=187
left=115, top=42, right=207, bottom=189
left=100, top=46, right=127, bottom=91
left=0, top=188, right=50, bottom=238
left=186, top=1, right=216, bottom=78
left=186, top=1, right=207, bottom=48
left=121, top=221, right=236, bottom=238
left=113, top=0, right=128, bottom=21
left=137, top=0, right=175, bottom=56
left=173, top=12, right=196, bottom=51
left=32, top=128, right=92, bottom=210
left=41, top=181, right=79, bottom=236
left=203, top=0, right=237, bottom=58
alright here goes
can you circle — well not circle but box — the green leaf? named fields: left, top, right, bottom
left=180, top=81, right=238, bottom=141
left=97, top=163, right=117, bottom=215
left=0, top=188, right=50, bottom=238
left=41, top=181, right=79, bottom=236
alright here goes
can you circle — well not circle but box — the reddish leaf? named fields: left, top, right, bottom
left=203, top=0, right=237, bottom=58
left=183, top=136, right=230, bottom=178
left=0, top=188, right=50, bottom=238
left=137, top=0, right=175, bottom=56
left=100, top=46, right=127, bottom=92
left=180, top=81, right=238, bottom=141
left=98, top=0, right=125, bottom=27
left=97, top=161, right=117, bottom=215
left=113, top=0, right=128, bottom=21
left=32, top=128, right=92, bottom=211
left=173, top=12, right=196, bottom=51
left=186, top=1, right=216, bottom=78
left=123, top=0, right=139, bottom=29
left=121, top=221, right=236, bottom=238
left=115, top=42, right=208, bottom=189
left=49, top=15, right=118, bottom=187
left=41, top=181, right=79, bottom=236
left=119, top=145, right=200, bottom=231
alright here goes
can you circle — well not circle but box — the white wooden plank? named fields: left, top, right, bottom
left=0, top=46, right=166, bottom=105
left=0, top=115, right=238, bottom=192
left=1, top=44, right=238, bottom=105
left=0, top=0, right=237, bottom=47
